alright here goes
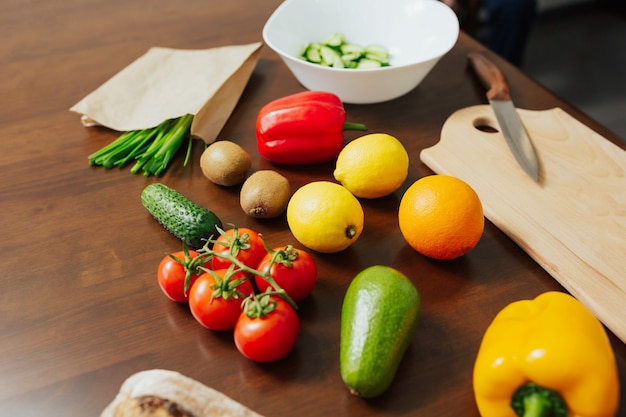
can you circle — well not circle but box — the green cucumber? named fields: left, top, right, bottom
left=356, top=58, right=383, bottom=69
left=141, top=183, right=222, bottom=248
left=340, top=43, right=364, bottom=56
left=364, top=44, right=390, bottom=59
left=321, top=32, right=345, bottom=48
left=303, top=43, right=322, bottom=63
left=320, top=45, right=343, bottom=67
left=340, top=265, right=421, bottom=398
left=301, top=33, right=391, bottom=69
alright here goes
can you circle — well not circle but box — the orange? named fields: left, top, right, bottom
left=398, top=175, right=484, bottom=260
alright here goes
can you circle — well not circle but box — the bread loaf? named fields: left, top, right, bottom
left=101, top=369, right=264, bottom=417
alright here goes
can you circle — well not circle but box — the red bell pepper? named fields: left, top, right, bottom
left=255, top=91, right=366, bottom=164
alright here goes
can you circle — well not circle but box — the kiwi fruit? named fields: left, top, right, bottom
left=240, top=170, right=291, bottom=218
left=200, top=141, right=251, bottom=186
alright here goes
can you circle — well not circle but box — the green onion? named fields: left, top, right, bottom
left=88, top=113, right=194, bottom=177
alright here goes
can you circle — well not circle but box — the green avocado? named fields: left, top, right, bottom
left=340, top=265, right=421, bottom=398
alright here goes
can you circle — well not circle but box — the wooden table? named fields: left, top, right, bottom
left=2, top=0, right=624, bottom=416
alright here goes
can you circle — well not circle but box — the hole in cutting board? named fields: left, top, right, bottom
left=472, top=116, right=499, bottom=133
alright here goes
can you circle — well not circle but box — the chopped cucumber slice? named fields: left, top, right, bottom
left=300, top=34, right=391, bottom=69
left=341, top=51, right=362, bottom=62
left=320, top=45, right=341, bottom=66
left=365, top=45, right=390, bottom=58
left=342, top=58, right=359, bottom=69
left=340, top=43, right=365, bottom=56
left=356, top=59, right=383, bottom=69
left=365, top=53, right=389, bottom=66
left=331, top=55, right=345, bottom=68
left=304, top=44, right=322, bottom=63
left=321, top=33, right=345, bottom=48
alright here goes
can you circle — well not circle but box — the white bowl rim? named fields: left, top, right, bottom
left=262, top=0, right=460, bottom=73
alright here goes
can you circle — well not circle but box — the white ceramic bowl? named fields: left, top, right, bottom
left=262, top=0, right=460, bottom=104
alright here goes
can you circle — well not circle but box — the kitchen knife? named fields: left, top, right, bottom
left=467, top=52, right=540, bottom=181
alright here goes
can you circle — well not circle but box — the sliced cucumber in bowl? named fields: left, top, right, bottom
left=300, top=33, right=390, bottom=69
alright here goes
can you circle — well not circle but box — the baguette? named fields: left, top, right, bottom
left=101, top=369, right=265, bottom=417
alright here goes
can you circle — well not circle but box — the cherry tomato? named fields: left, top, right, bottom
left=189, top=269, right=254, bottom=331
left=211, top=227, right=267, bottom=270
left=234, top=296, right=300, bottom=362
left=157, top=249, right=209, bottom=302
left=255, top=246, right=317, bottom=303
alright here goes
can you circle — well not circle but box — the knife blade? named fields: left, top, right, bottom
left=467, top=52, right=540, bottom=181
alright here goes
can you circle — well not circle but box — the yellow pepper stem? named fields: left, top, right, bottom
left=511, top=383, right=568, bottom=417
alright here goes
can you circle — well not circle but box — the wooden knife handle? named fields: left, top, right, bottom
left=467, top=52, right=511, bottom=101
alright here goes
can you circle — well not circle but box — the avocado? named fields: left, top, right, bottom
left=340, top=265, right=421, bottom=398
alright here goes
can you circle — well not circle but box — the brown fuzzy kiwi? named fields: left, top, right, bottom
left=200, top=141, right=251, bottom=186
left=240, top=170, right=291, bottom=218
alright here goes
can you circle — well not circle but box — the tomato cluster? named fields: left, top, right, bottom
left=156, top=226, right=318, bottom=362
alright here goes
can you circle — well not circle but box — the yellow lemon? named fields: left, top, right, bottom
left=333, top=133, right=409, bottom=199
left=287, top=181, right=364, bottom=253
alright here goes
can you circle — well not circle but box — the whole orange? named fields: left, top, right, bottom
left=398, top=175, right=484, bottom=260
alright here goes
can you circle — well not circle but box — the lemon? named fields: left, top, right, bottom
left=333, top=133, right=409, bottom=199
left=287, top=181, right=364, bottom=253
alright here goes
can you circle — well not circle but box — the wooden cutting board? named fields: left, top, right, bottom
left=421, top=105, right=626, bottom=343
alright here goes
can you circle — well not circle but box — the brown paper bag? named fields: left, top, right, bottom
left=190, top=44, right=262, bottom=143
left=70, top=42, right=263, bottom=144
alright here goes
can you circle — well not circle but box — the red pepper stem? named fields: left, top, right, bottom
left=343, top=122, right=367, bottom=132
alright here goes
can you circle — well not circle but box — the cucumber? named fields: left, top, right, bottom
left=340, top=265, right=421, bottom=398
left=141, top=183, right=222, bottom=248
left=320, top=45, right=343, bottom=67
left=356, top=58, right=383, bottom=69
left=301, top=34, right=391, bottom=69
left=364, top=44, right=390, bottom=59
left=340, top=43, right=365, bottom=56
left=321, top=32, right=345, bottom=48
left=303, top=43, right=322, bottom=63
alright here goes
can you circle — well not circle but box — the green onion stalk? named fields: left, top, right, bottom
left=88, top=113, right=194, bottom=177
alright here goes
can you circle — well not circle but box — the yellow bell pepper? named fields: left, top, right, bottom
left=473, top=291, right=620, bottom=417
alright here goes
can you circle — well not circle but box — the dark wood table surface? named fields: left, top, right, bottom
left=2, top=0, right=624, bottom=416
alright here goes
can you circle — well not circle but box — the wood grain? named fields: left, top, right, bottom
left=421, top=105, right=626, bottom=343
left=1, top=1, right=625, bottom=416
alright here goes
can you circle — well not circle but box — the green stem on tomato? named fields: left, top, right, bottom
left=241, top=290, right=285, bottom=319
left=170, top=242, right=212, bottom=297
left=197, top=233, right=298, bottom=311
left=213, top=250, right=297, bottom=310
left=200, top=264, right=250, bottom=300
